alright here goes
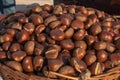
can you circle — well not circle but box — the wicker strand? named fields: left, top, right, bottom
left=48, top=71, right=79, bottom=80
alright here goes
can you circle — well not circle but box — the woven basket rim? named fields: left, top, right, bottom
left=0, top=62, right=120, bottom=80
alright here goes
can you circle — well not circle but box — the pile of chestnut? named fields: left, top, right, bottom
left=0, top=3, right=120, bottom=79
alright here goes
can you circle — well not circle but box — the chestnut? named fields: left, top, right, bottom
left=68, top=6, right=75, bottom=14
left=29, top=14, right=43, bottom=26
left=95, top=10, right=105, bottom=18
left=6, top=29, right=16, bottom=37
left=75, top=13, right=87, bottom=22
left=76, top=6, right=88, bottom=15
left=58, top=65, right=76, bottom=76
left=44, top=15, right=57, bottom=26
left=71, top=20, right=84, bottom=29
left=18, top=17, right=28, bottom=24
left=90, top=23, right=102, bottom=35
left=84, top=54, right=96, bottom=66
left=11, top=22, right=22, bottom=30
left=73, top=29, right=85, bottom=40
left=22, top=56, right=34, bottom=72
left=34, top=43, right=44, bottom=56
left=58, top=25, right=67, bottom=32
left=11, top=51, right=27, bottom=62
left=88, top=14, right=97, bottom=24
left=16, top=30, right=30, bottom=43
left=0, top=47, right=3, bottom=51
left=73, top=48, right=86, bottom=60
left=106, top=43, right=116, bottom=53
left=60, top=39, right=74, bottom=50
left=84, top=19, right=93, bottom=29
left=3, top=33, right=13, bottom=42
left=5, top=61, right=23, bottom=72
left=40, top=11, right=50, bottom=19
left=104, top=17, right=115, bottom=21
left=53, top=5, right=63, bottom=14
left=87, top=8, right=95, bottom=15
left=33, top=56, right=44, bottom=71
left=113, top=21, right=120, bottom=29
left=103, top=27, right=112, bottom=32
left=99, top=31, right=113, bottom=42
left=60, top=14, right=72, bottom=26
left=49, top=44, right=61, bottom=53
left=64, top=28, right=74, bottom=39
left=102, top=21, right=112, bottom=28
left=48, top=59, right=64, bottom=72
left=2, top=42, right=11, bottom=51
left=74, top=41, right=87, bottom=50
left=58, top=50, right=71, bottom=64
left=43, top=4, right=52, bottom=12
left=97, top=50, right=108, bottom=62
left=23, top=23, right=35, bottom=35
left=49, top=20, right=61, bottom=29
left=70, top=57, right=87, bottom=72
left=50, top=28, right=64, bottom=41
left=90, top=62, right=104, bottom=75
left=104, top=60, right=114, bottom=69
left=37, top=33, right=46, bottom=43
left=32, top=6, right=42, bottom=13
left=85, top=35, right=95, bottom=46
left=24, top=41, right=35, bottom=55
left=94, top=41, right=107, bottom=50
left=35, top=24, right=46, bottom=35
left=0, top=51, right=6, bottom=60
left=45, top=47, right=58, bottom=59
left=9, top=43, right=21, bottom=52
left=46, top=36, right=56, bottom=44
left=86, top=49, right=95, bottom=55
left=0, top=36, right=4, bottom=43
left=109, top=53, right=120, bottom=65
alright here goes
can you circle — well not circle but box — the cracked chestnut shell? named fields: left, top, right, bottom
left=70, top=57, right=87, bottom=72
left=23, top=23, right=35, bottom=35
left=90, top=62, right=104, bottom=75
left=45, top=47, right=58, bottom=59
left=73, top=48, right=86, bottom=60
left=33, top=56, right=44, bottom=71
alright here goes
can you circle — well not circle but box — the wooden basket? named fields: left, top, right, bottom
left=0, top=62, right=120, bottom=80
